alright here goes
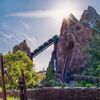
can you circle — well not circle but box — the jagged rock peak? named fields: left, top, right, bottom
left=60, top=13, right=78, bottom=33
left=13, top=40, right=31, bottom=57
left=80, top=6, right=100, bottom=28
left=88, top=6, right=97, bottom=14
left=62, top=13, right=78, bottom=24
left=64, top=13, right=78, bottom=25
left=67, top=13, right=78, bottom=25
left=68, top=13, right=78, bottom=22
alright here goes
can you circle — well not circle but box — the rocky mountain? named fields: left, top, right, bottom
left=49, top=6, right=100, bottom=80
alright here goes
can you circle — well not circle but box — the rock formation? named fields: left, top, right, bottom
left=13, top=40, right=31, bottom=57
left=49, top=6, right=100, bottom=79
left=80, top=6, right=100, bottom=28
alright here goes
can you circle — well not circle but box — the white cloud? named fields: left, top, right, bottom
left=23, top=23, right=31, bottom=30
left=0, top=31, right=13, bottom=39
left=4, top=9, right=81, bottom=19
left=22, top=33, right=33, bottom=42
left=16, top=32, right=25, bottom=40
left=32, top=37, right=39, bottom=45
left=4, top=10, right=56, bottom=18
left=0, top=31, right=14, bottom=44
left=16, top=32, right=33, bottom=42
left=15, top=32, right=39, bottom=51
left=13, top=35, right=22, bottom=43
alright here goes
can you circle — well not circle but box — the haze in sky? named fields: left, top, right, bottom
left=0, top=0, right=100, bottom=71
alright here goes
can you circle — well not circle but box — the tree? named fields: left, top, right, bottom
left=4, top=50, right=37, bottom=89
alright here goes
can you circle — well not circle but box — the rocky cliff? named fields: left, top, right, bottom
left=13, top=40, right=31, bottom=57
left=49, top=6, right=100, bottom=80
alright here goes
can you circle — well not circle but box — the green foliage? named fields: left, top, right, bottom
left=36, top=73, right=46, bottom=85
left=76, top=21, right=100, bottom=87
left=45, top=65, right=69, bottom=87
left=7, top=97, right=19, bottom=100
left=0, top=87, right=2, bottom=91
left=46, top=65, right=56, bottom=82
left=0, top=53, right=2, bottom=56
left=82, top=65, right=100, bottom=77
left=82, top=21, right=100, bottom=77
left=3, top=51, right=37, bottom=89
left=49, top=79, right=68, bottom=87
left=83, top=21, right=100, bottom=69
left=76, top=81, right=94, bottom=87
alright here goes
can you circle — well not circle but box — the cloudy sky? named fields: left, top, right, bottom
left=0, top=0, right=100, bottom=71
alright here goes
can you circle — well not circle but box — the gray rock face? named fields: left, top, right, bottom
left=49, top=6, right=100, bottom=79
left=80, top=6, right=100, bottom=28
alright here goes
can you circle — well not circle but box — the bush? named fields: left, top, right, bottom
left=75, top=81, right=95, bottom=87
left=49, top=80, right=68, bottom=87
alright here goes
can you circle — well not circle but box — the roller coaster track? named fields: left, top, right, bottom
left=31, top=35, right=59, bottom=58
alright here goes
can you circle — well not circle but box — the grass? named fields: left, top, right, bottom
left=0, top=97, right=19, bottom=100
left=0, top=87, right=2, bottom=91
left=7, top=97, right=20, bottom=100
left=0, top=87, right=19, bottom=100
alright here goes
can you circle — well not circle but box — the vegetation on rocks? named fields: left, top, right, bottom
left=76, top=21, right=100, bottom=87
left=45, top=65, right=68, bottom=87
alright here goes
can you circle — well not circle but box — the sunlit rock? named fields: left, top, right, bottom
left=49, top=6, right=100, bottom=80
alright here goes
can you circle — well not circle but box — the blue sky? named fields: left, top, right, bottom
left=0, top=0, right=100, bottom=71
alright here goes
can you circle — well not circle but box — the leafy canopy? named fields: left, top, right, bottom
left=3, top=51, right=37, bottom=89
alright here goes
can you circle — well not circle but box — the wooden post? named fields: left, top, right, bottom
left=21, top=69, right=27, bottom=100
left=0, top=55, right=7, bottom=100
left=19, top=77, right=24, bottom=100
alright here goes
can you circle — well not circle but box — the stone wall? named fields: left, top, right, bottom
left=1, top=88, right=100, bottom=100
left=26, top=88, right=100, bottom=100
